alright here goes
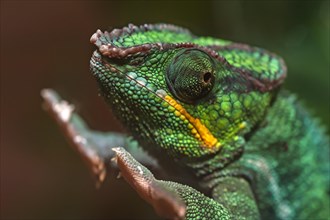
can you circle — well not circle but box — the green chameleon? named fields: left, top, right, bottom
left=42, top=24, right=329, bottom=219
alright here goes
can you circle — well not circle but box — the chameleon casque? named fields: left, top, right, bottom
left=43, top=24, right=329, bottom=219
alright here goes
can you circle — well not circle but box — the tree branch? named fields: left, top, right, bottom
left=41, top=89, right=107, bottom=188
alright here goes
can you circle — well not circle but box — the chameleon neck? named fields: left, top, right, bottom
left=185, top=136, right=245, bottom=178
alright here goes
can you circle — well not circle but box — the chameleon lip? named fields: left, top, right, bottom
left=163, top=95, right=221, bottom=151
left=91, top=50, right=120, bottom=74
left=99, top=43, right=154, bottom=59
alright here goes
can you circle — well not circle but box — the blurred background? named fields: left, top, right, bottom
left=1, top=1, right=329, bottom=219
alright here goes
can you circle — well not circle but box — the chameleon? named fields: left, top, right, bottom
left=42, top=23, right=329, bottom=219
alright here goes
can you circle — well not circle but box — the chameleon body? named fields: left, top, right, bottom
left=85, top=24, right=329, bottom=219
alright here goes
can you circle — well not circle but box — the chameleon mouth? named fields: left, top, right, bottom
left=90, top=50, right=121, bottom=74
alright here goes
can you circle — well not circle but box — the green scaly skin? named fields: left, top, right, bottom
left=87, top=24, right=329, bottom=219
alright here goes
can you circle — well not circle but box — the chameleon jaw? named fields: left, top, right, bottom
left=155, top=89, right=221, bottom=152
left=164, top=95, right=221, bottom=152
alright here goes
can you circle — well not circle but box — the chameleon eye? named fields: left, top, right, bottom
left=166, top=49, right=215, bottom=103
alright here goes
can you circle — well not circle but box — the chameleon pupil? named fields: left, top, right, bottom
left=166, top=49, right=216, bottom=102
left=203, top=72, right=212, bottom=83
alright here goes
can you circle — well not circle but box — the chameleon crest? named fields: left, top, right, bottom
left=90, top=23, right=286, bottom=158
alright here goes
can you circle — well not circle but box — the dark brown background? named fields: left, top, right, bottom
left=1, top=1, right=329, bottom=219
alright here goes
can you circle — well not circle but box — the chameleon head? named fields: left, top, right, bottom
left=90, top=24, right=286, bottom=159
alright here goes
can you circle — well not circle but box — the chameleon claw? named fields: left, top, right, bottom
left=111, top=155, right=118, bottom=163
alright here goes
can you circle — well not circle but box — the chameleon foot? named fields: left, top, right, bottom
left=112, top=147, right=186, bottom=220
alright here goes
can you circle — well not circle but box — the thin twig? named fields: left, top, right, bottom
left=41, top=89, right=107, bottom=188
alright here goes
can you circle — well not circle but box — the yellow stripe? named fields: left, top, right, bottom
left=164, top=95, right=221, bottom=150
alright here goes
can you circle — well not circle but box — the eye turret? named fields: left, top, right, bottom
left=166, top=49, right=216, bottom=103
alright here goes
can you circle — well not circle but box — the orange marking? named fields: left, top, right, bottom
left=164, top=95, right=221, bottom=150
